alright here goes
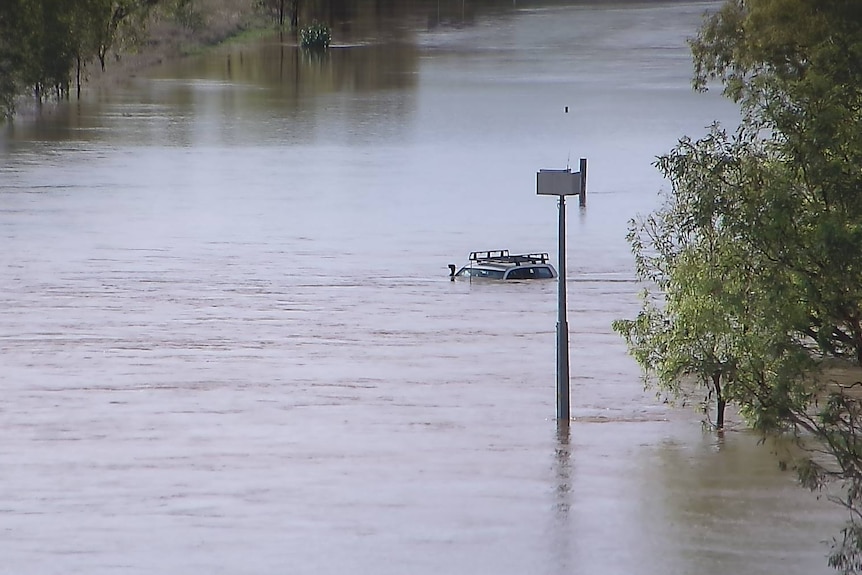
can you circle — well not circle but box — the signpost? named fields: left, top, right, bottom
left=537, top=160, right=586, bottom=420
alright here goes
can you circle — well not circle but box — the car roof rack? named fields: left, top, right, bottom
left=469, top=250, right=550, bottom=265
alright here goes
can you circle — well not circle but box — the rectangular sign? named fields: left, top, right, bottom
left=537, top=169, right=582, bottom=196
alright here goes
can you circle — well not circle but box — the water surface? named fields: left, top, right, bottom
left=0, top=2, right=842, bottom=574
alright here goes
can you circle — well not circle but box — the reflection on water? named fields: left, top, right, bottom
left=555, top=420, right=572, bottom=519
left=647, top=432, right=838, bottom=575
left=3, top=39, right=421, bottom=148
left=0, top=1, right=842, bottom=574
left=551, top=420, right=573, bottom=573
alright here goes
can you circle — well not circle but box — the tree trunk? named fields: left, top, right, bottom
left=712, top=371, right=726, bottom=429
left=291, top=0, right=300, bottom=28
left=716, top=396, right=726, bottom=429
left=76, top=54, right=81, bottom=99
left=852, top=317, right=862, bottom=366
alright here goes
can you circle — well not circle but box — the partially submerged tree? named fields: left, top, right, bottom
left=616, top=1, right=862, bottom=570
left=613, top=128, right=749, bottom=429
left=614, top=124, right=817, bottom=430
left=0, top=0, right=158, bottom=118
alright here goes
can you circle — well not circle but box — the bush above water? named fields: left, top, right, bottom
left=300, top=22, right=331, bottom=49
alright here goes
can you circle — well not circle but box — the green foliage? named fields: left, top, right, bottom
left=613, top=124, right=818, bottom=430
left=617, top=0, right=862, bottom=570
left=0, top=0, right=159, bottom=118
left=692, top=4, right=862, bottom=369
left=300, top=20, right=330, bottom=49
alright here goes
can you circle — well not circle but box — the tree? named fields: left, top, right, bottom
left=0, top=0, right=31, bottom=113
left=613, top=128, right=746, bottom=429
left=70, top=0, right=109, bottom=96
left=258, top=0, right=300, bottom=29
left=615, top=1, right=862, bottom=570
left=17, top=0, right=74, bottom=101
left=691, top=0, right=862, bottom=365
left=613, top=125, right=816, bottom=430
left=0, top=0, right=158, bottom=118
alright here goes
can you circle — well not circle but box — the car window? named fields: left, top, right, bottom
left=505, top=267, right=533, bottom=280
left=505, top=266, right=554, bottom=280
left=460, top=268, right=504, bottom=279
left=534, top=266, right=554, bottom=279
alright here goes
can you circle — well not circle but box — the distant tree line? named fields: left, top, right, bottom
left=0, top=0, right=166, bottom=116
left=0, top=0, right=484, bottom=118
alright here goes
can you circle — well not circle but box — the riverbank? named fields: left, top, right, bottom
left=86, top=0, right=274, bottom=89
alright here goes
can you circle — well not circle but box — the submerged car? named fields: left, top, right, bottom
left=448, top=250, right=557, bottom=280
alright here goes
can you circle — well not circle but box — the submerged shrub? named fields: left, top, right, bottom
left=300, top=22, right=331, bottom=49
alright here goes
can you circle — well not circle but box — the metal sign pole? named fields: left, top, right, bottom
left=557, top=195, right=570, bottom=420
left=537, top=161, right=585, bottom=421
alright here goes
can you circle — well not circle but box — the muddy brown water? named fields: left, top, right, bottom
left=0, top=1, right=843, bottom=573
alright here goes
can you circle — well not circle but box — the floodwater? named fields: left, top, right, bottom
left=0, top=1, right=843, bottom=574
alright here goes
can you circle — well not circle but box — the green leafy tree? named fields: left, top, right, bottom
left=616, top=1, right=862, bottom=570
left=613, top=132, right=741, bottom=429
left=69, top=0, right=110, bottom=96
left=614, top=125, right=815, bottom=430
left=0, top=0, right=158, bottom=117
left=93, top=0, right=153, bottom=71
left=18, top=0, right=74, bottom=100
left=0, top=0, right=31, bottom=113
left=692, top=0, right=862, bottom=364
